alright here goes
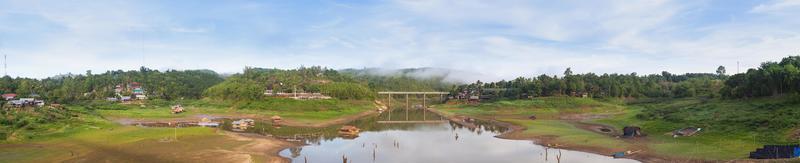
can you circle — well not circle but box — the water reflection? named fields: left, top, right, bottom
left=263, top=109, right=639, bottom=163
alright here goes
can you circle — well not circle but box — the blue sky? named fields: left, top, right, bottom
left=0, top=0, right=799, bottom=81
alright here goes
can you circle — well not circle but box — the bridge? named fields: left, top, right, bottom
left=376, top=91, right=450, bottom=124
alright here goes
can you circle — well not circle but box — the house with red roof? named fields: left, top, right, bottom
left=2, top=93, right=16, bottom=100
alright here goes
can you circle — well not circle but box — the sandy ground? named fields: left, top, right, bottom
left=219, top=132, right=299, bottom=163
left=106, top=108, right=381, bottom=163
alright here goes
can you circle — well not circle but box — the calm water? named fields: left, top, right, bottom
left=271, top=109, right=640, bottom=163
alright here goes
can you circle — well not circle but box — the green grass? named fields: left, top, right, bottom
left=589, top=103, right=763, bottom=160
left=504, top=119, right=629, bottom=149
left=439, top=97, right=626, bottom=119
left=91, top=98, right=374, bottom=122
left=436, top=96, right=800, bottom=160
left=0, top=111, right=226, bottom=162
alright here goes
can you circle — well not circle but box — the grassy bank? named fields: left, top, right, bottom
left=434, top=97, right=800, bottom=160
left=0, top=112, right=235, bottom=162
left=437, top=97, right=626, bottom=118
left=93, top=98, right=374, bottom=123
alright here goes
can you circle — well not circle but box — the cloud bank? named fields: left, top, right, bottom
left=0, top=0, right=798, bottom=81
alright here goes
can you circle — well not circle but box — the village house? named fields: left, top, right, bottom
left=468, top=95, right=480, bottom=104
left=114, top=84, right=124, bottom=94
left=34, top=100, right=44, bottom=107
left=135, top=94, right=148, bottom=100
left=265, top=89, right=331, bottom=100
left=2, top=93, right=16, bottom=100
left=6, top=98, right=44, bottom=108
left=7, top=100, right=24, bottom=107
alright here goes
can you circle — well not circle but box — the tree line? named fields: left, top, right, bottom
left=0, top=67, right=224, bottom=104
left=204, top=67, right=454, bottom=101
left=453, top=70, right=724, bottom=99
left=204, top=66, right=376, bottom=101
left=455, top=56, right=800, bottom=100
left=722, top=56, right=800, bottom=98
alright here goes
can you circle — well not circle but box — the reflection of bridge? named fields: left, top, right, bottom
left=377, top=92, right=450, bottom=124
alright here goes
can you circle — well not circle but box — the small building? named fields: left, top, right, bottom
left=120, top=96, right=132, bottom=102
left=106, top=97, right=119, bottom=102
left=114, top=84, right=124, bottom=94
left=135, top=94, right=147, bottom=100
left=132, top=88, right=145, bottom=95
left=19, top=98, right=34, bottom=102
left=468, top=95, right=480, bottom=104
left=33, top=100, right=45, bottom=107
left=622, top=126, right=643, bottom=138
left=7, top=100, right=24, bottom=107
left=1, top=93, right=17, bottom=100
left=171, top=105, right=185, bottom=114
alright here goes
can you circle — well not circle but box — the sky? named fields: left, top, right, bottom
left=0, top=0, right=799, bottom=81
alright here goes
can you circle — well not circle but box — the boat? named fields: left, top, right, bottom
left=197, top=118, right=219, bottom=127
left=231, top=119, right=255, bottom=131
left=338, top=125, right=360, bottom=135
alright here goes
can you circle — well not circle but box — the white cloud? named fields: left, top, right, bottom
left=1, top=0, right=799, bottom=82
left=751, top=0, right=800, bottom=14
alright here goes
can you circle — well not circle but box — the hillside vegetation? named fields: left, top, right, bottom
left=0, top=68, right=223, bottom=103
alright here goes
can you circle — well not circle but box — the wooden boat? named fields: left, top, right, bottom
left=338, top=125, right=360, bottom=135
left=271, top=115, right=282, bottom=123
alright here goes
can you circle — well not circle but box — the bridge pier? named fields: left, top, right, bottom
left=378, top=91, right=449, bottom=124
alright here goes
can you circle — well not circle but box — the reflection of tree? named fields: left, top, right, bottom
left=219, top=108, right=512, bottom=144
left=289, top=147, right=303, bottom=158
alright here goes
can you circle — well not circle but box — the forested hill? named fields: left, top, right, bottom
left=0, top=67, right=223, bottom=103
left=339, top=67, right=460, bottom=92
left=455, top=56, right=800, bottom=100
left=203, top=66, right=457, bottom=101
left=0, top=66, right=457, bottom=104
